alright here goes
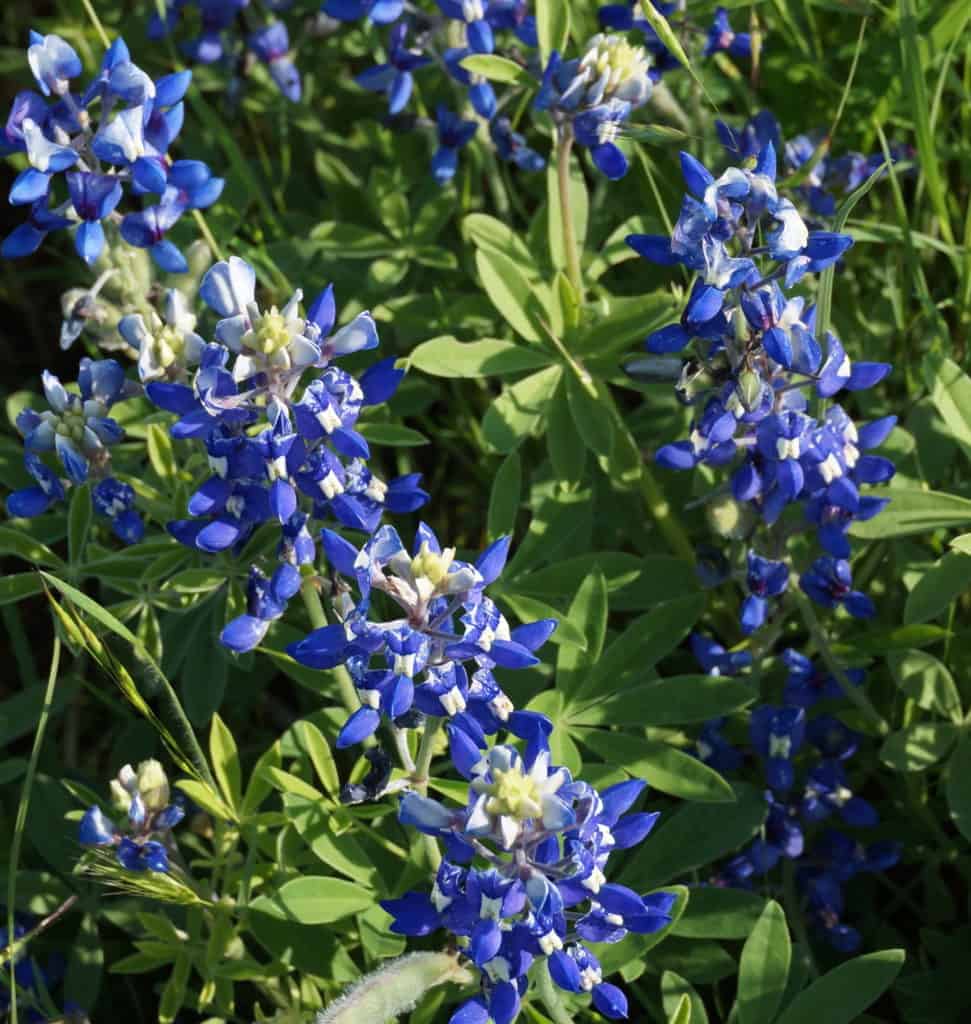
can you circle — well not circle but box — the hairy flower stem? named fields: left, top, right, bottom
left=791, top=591, right=889, bottom=736
left=316, top=951, right=472, bottom=1024
left=413, top=716, right=444, bottom=870
left=536, top=958, right=574, bottom=1024
left=639, top=464, right=696, bottom=563
left=7, top=635, right=61, bottom=1024
left=298, top=577, right=360, bottom=719
left=556, top=125, right=584, bottom=299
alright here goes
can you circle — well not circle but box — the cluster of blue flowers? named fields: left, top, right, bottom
left=626, top=142, right=894, bottom=631
left=79, top=760, right=185, bottom=873
left=149, top=0, right=302, bottom=102
left=330, top=1, right=751, bottom=184
left=599, top=2, right=752, bottom=73
left=0, top=917, right=72, bottom=1023
left=2, top=31, right=222, bottom=270
left=716, top=109, right=913, bottom=219
left=384, top=740, right=672, bottom=1022
left=287, top=524, right=557, bottom=749
left=8, top=357, right=145, bottom=543
left=692, top=636, right=900, bottom=952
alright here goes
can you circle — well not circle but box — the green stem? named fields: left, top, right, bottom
left=791, top=591, right=889, bottom=735
left=191, top=209, right=224, bottom=262
left=639, top=465, right=695, bottom=562
left=7, top=636, right=62, bottom=1024
left=412, top=717, right=443, bottom=871
left=556, top=124, right=583, bottom=298
left=298, top=578, right=360, bottom=718
left=80, top=0, right=111, bottom=48
left=535, top=959, right=573, bottom=1024
left=783, top=859, right=817, bottom=979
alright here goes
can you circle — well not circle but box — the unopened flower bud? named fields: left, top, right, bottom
left=136, top=758, right=170, bottom=812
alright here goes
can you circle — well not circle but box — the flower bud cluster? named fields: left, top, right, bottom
left=2, top=32, right=222, bottom=270
left=79, top=760, right=185, bottom=873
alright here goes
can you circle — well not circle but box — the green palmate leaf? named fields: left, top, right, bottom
left=0, top=525, right=63, bottom=568
left=569, top=675, right=756, bottom=727
left=356, top=423, right=429, bottom=447
left=577, top=730, right=735, bottom=803
left=487, top=452, right=522, bottom=539
left=462, top=213, right=536, bottom=272
left=667, top=994, right=692, bottom=1024
left=880, top=722, right=959, bottom=772
left=284, top=794, right=379, bottom=888
left=672, top=888, right=767, bottom=940
left=459, top=53, right=532, bottom=86
left=774, top=949, right=905, bottom=1024
left=293, top=719, right=340, bottom=799
left=475, top=249, right=542, bottom=343
left=946, top=736, right=971, bottom=843
left=176, top=779, right=237, bottom=822
left=408, top=336, right=552, bottom=378
left=482, top=365, right=561, bottom=453
left=738, top=901, right=791, bottom=1024
left=565, top=372, right=614, bottom=457
left=68, top=482, right=92, bottom=566
left=887, top=650, right=962, bottom=722
left=536, top=0, right=570, bottom=62
left=209, top=712, right=242, bottom=811
left=923, top=353, right=971, bottom=463
left=146, top=422, right=178, bottom=480
left=250, top=875, right=374, bottom=924
left=547, top=375, right=587, bottom=486
left=556, top=570, right=608, bottom=702
left=848, top=488, right=971, bottom=538
left=310, top=221, right=392, bottom=257
left=622, top=783, right=767, bottom=891
left=904, top=551, right=971, bottom=624
left=662, top=971, right=708, bottom=1024
left=0, top=573, right=44, bottom=606
left=569, top=595, right=705, bottom=704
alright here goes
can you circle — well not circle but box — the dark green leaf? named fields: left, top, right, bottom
left=946, top=737, right=971, bottom=843
left=570, top=675, right=755, bottom=727
left=738, top=901, right=791, bottom=1024
left=250, top=875, right=374, bottom=924
left=487, top=452, right=522, bottom=540
left=904, top=551, right=971, bottom=624
left=880, top=722, right=959, bottom=772
left=848, top=488, right=971, bottom=538
left=409, top=336, right=552, bottom=378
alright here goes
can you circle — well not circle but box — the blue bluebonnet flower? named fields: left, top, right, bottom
left=750, top=705, right=805, bottom=792
left=119, top=287, right=206, bottom=383
left=250, top=21, right=301, bottom=101
left=93, top=478, right=145, bottom=544
left=221, top=562, right=302, bottom=652
left=324, top=0, right=404, bottom=25
left=432, top=106, right=478, bottom=185
left=383, top=738, right=671, bottom=1022
left=288, top=524, right=555, bottom=748
left=741, top=552, right=789, bottom=634
left=149, top=1, right=303, bottom=101
left=79, top=760, right=184, bottom=873
left=535, top=34, right=652, bottom=178
left=490, top=117, right=545, bottom=171
left=356, top=23, right=430, bottom=114
left=800, top=557, right=875, bottom=618
left=783, top=649, right=865, bottom=707
left=703, top=7, right=751, bottom=59
left=14, top=359, right=137, bottom=486
left=2, top=31, right=222, bottom=268
left=6, top=453, right=66, bottom=519
left=628, top=144, right=894, bottom=627
left=437, top=0, right=496, bottom=54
